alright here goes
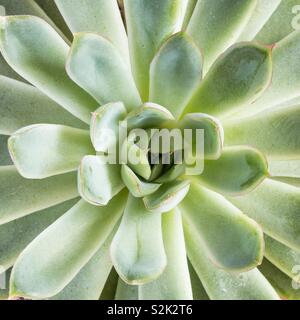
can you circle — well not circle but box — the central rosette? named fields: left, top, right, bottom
left=78, top=101, right=225, bottom=212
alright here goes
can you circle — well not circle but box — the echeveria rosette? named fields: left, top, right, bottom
left=0, top=0, right=299, bottom=300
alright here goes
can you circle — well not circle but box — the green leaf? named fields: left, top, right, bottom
left=143, top=180, right=190, bottom=213
left=194, top=146, right=268, bottom=196
left=180, top=113, right=224, bottom=160
left=66, top=33, right=141, bottom=111
left=0, top=76, right=86, bottom=135
left=121, top=165, right=161, bottom=198
left=256, top=0, right=300, bottom=45
left=99, top=268, right=119, bottom=300
left=124, top=102, right=174, bottom=130
left=181, top=183, right=264, bottom=271
left=0, top=268, right=10, bottom=300
left=111, top=195, right=166, bottom=285
left=8, top=124, right=93, bottom=179
left=150, top=32, right=202, bottom=119
left=51, top=226, right=117, bottom=300
left=0, top=198, right=78, bottom=272
left=0, top=0, right=70, bottom=43
left=259, top=259, right=300, bottom=300
left=0, top=134, right=11, bottom=165
left=0, top=166, right=78, bottom=225
left=0, top=15, right=98, bottom=123
left=54, top=0, right=129, bottom=62
left=188, top=260, right=210, bottom=300
left=269, top=159, right=300, bottom=178
left=264, top=235, right=300, bottom=283
left=247, top=31, right=300, bottom=116
left=187, top=0, right=257, bottom=73
left=272, top=176, right=300, bottom=188
left=182, top=0, right=198, bottom=30
left=115, top=278, right=138, bottom=300
left=238, top=0, right=281, bottom=41
left=184, top=43, right=272, bottom=117
left=139, top=209, right=193, bottom=300
left=90, top=102, right=126, bottom=153
left=225, top=104, right=300, bottom=160
left=184, top=221, right=279, bottom=300
left=156, top=164, right=186, bottom=183
left=229, top=179, right=300, bottom=251
left=124, top=0, right=187, bottom=100
left=10, top=193, right=127, bottom=299
left=78, top=156, right=124, bottom=206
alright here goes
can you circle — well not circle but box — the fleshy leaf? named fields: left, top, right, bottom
left=268, top=159, right=300, bottom=178
left=188, top=260, right=210, bottom=300
left=124, top=0, right=187, bottom=100
left=229, top=179, right=300, bottom=251
left=259, top=259, right=300, bottom=300
left=0, top=76, right=87, bottom=135
left=156, top=164, right=186, bottom=183
left=0, top=135, right=11, bottom=165
left=0, top=166, right=78, bottom=225
left=0, top=15, right=98, bottom=123
left=66, top=33, right=141, bottom=111
left=194, top=146, right=268, bottom=196
left=143, top=180, right=190, bottom=213
left=54, top=0, right=129, bottom=62
left=124, top=102, right=174, bottom=130
left=225, top=104, right=300, bottom=160
left=51, top=226, right=116, bottom=300
left=264, top=235, right=300, bottom=284
left=256, top=0, right=300, bottom=45
left=139, top=209, right=193, bottom=300
left=180, top=113, right=224, bottom=160
left=187, top=0, right=257, bottom=73
left=272, top=177, right=300, bottom=189
left=10, top=193, right=126, bottom=299
left=185, top=222, right=279, bottom=300
left=182, top=0, right=198, bottom=30
left=238, top=0, right=281, bottom=41
left=150, top=32, right=202, bottom=119
left=181, top=183, right=264, bottom=271
left=9, top=124, right=93, bottom=179
left=245, top=31, right=300, bottom=116
left=78, top=155, right=124, bottom=206
left=121, top=165, right=161, bottom=198
left=115, top=278, right=139, bottom=300
left=184, top=43, right=272, bottom=117
left=90, top=102, right=127, bottom=153
left=111, top=195, right=166, bottom=285
left=0, top=198, right=78, bottom=272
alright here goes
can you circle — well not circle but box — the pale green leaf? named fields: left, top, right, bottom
left=185, top=221, right=279, bottom=300
left=143, top=180, right=190, bottom=213
left=90, top=102, right=126, bottom=153
left=225, top=104, right=300, bottom=160
left=238, top=0, right=281, bottom=41
left=121, top=165, right=161, bottom=198
left=187, top=0, right=257, bottom=73
left=139, top=209, right=193, bottom=300
left=9, top=124, right=93, bottom=179
left=0, top=75, right=86, bottom=135
left=10, top=192, right=127, bottom=299
left=184, top=43, right=272, bottom=118
left=124, top=0, right=188, bottom=100
left=194, top=146, right=268, bottom=195
left=256, top=0, right=300, bottom=45
left=182, top=0, right=198, bottom=30
left=0, top=15, right=98, bottom=123
left=66, top=33, right=141, bottom=111
left=181, top=183, right=264, bottom=271
left=115, top=278, right=138, bottom=300
left=150, top=32, right=202, bottom=119
left=111, top=195, right=166, bottom=285
left=0, top=198, right=78, bottom=272
left=188, top=260, right=210, bottom=300
left=78, top=155, right=124, bottom=206
left=0, top=166, right=78, bottom=225
left=51, top=226, right=117, bottom=300
left=264, top=235, right=300, bottom=283
left=0, top=134, right=11, bottom=165
left=54, top=0, right=129, bottom=62
left=269, top=159, right=300, bottom=178
left=272, top=176, right=300, bottom=188
left=229, top=179, right=300, bottom=251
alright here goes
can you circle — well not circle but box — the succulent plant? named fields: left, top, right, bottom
left=0, top=0, right=300, bottom=301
